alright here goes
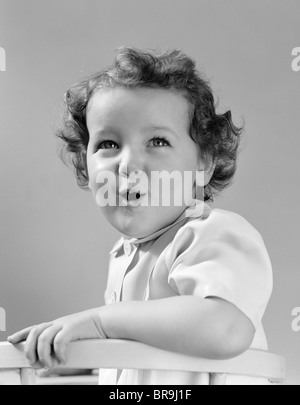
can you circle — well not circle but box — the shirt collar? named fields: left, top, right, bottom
left=109, top=199, right=211, bottom=255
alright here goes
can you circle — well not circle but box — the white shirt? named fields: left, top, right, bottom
left=99, top=201, right=273, bottom=385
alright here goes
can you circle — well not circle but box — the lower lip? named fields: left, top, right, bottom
left=118, top=194, right=147, bottom=208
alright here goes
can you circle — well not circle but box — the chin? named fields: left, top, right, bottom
left=108, top=214, right=149, bottom=238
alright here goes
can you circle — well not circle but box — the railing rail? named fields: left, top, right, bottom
left=0, top=339, right=286, bottom=385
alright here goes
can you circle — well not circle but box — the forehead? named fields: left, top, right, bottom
left=86, top=87, right=191, bottom=132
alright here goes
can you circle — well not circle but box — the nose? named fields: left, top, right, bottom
left=118, top=146, right=145, bottom=179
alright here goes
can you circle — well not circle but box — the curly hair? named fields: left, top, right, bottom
left=56, top=46, right=243, bottom=201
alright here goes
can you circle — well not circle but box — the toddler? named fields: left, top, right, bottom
left=8, top=47, right=273, bottom=385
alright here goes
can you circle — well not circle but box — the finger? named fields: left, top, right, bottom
left=25, top=323, right=53, bottom=366
left=7, top=326, right=35, bottom=344
left=53, top=328, right=73, bottom=364
left=37, top=368, right=53, bottom=378
left=37, top=324, right=63, bottom=369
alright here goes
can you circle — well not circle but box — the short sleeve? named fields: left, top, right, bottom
left=166, top=209, right=273, bottom=329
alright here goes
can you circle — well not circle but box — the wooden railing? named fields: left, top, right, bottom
left=0, top=339, right=286, bottom=385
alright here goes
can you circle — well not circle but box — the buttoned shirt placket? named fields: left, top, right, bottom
left=107, top=241, right=139, bottom=304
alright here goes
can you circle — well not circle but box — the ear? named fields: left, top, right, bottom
left=196, top=154, right=216, bottom=187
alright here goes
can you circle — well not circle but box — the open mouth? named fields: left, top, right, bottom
left=117, top=189, right=147, bottom=207
left=127, top=190, right=141, bottom=201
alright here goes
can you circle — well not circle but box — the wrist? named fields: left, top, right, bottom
left=98, top=302, right=132, bottom=340
left=86, top=308, right=108, bottom=339
left=97, top=304, right=117, bottom=339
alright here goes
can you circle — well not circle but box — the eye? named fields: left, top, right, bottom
left=149, top=137, right=171, bottom=147
left=95, top=140, right=119, bottom=151
left=94, top=136, right=171, bottom=152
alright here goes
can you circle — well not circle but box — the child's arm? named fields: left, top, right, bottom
left=8, top=296, right=254, bottom=369
left=100, top=296, right=255, bottom=359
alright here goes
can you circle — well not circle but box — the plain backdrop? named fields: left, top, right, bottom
left=0, top=0, right=299, bottom=384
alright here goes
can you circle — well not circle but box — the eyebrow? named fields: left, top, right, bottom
left=143, top=125, right=179, bottom=137
left=94, top=125, right=179, bottom=139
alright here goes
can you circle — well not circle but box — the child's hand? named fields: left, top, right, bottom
left=7, top=309, right=106, bottom=369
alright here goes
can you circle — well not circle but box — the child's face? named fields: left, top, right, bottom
left=86, top=87, right=205, bottom=238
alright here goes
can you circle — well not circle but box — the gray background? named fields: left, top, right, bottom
left=0, top=0, right=299, bottom=384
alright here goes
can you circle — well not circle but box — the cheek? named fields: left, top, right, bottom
left=86, top=160, right=98, bottom=194
left=87, top=154, right=111, bottom=184
left=87, top=161, right=120, bottom=208
left=173, top=153, right=199, bottom=181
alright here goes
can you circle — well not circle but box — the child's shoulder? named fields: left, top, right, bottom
left=174, top=207, right=265, bottom=248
